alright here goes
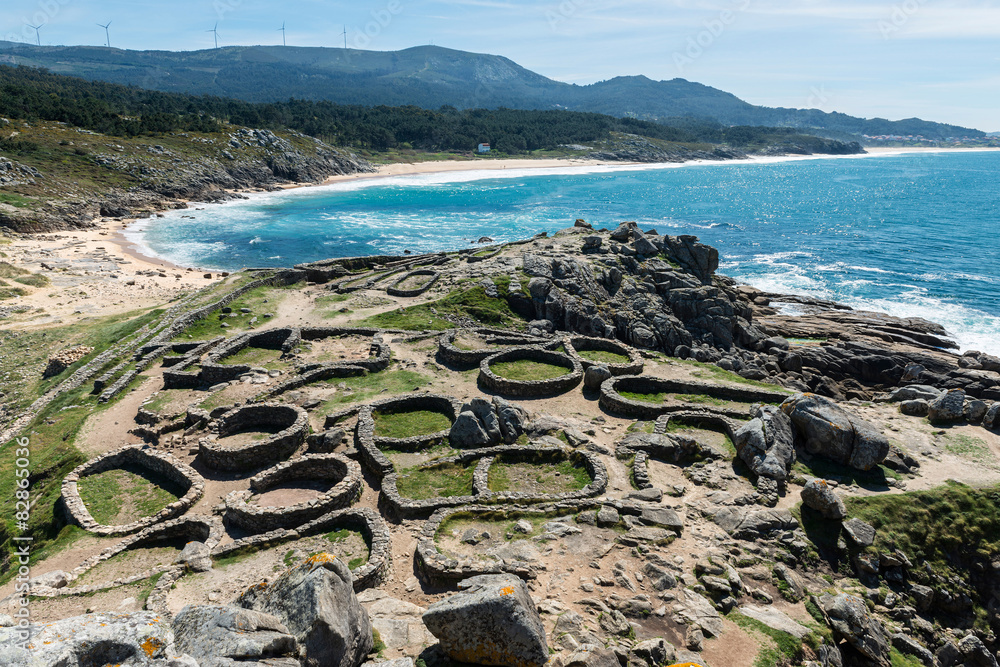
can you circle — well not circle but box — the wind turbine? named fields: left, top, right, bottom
left=341, top=25, right=347, bottom=50
left=97, top=21, right=111, bottom=47
left=26, top=23, right=42, bottom=46
left=278, top=21, right=286, bottom=46
left=207, top=22, right=219, bottom=49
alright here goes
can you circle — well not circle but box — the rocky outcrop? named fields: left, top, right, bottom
left=236, top=556, right=372, bottom=667
left=733, top=404, right=795, bottom=481
left=819, top=593, right=891, bottom=667
left=928, top=388, right=966, bottom=423
left=780, top=393, right=889, bottom=471
left=0, top=611, right=176, bottom=666
left=519, top=232, right=762, bottom=351
left=1, top=128, right=374, bottom=233
left=172, top=605, right=299, bottom=665
left=450, top=397, right=529, bottom=448
left=422, top=574, right=549, bottom=667
left=800, top=478, right=846, bottom=519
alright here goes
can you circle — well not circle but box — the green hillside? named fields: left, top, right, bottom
left=0, top=42, right=983, bottom=140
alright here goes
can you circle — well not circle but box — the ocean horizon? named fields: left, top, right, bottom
left=128, top=149, right=1000, bottom=356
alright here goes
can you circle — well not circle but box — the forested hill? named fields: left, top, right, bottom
left=0, top=41, right=983, bottom=140
left=0, top=64, right=861, bottom=155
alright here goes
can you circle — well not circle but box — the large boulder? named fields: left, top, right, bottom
left=985, top=403, right=1000, bottom=431
left=177, top=541, right=213, bottom=573
left=713, top=507, right=798, bottom=540
left=236, top=555, right=372, bottom=667
left=450, top=410, right=491, bottom=447
left=800, top=478, right=846, bottom=520
left=0, top=611, right=174, bottom=666
left=958, top=633, right=999, bottom=667
left=493, top=397, right=529, bottom=443
left=172, top=605, right=299, bottom=665
left=820, top=593, right=891, bottom=667
left=451, top=398, right=528, bottom=447
left=672, top=589, right=723, bottom=637
left=552, top=645, right=620, bottom=667
left=928, top=389, right=966, bottom=423
left=733, top=404, right=795, bottom=480
left=885, top=385, right=942, bottom=402
left=422, top=574, right=548, bottom=667
left=780, top=393, right=890, bottom=471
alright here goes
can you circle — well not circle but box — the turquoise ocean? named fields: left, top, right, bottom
left=127, top=150, right=1000, bottom=355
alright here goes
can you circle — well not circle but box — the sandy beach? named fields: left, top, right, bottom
left=2, top=147, right=997, bottom=329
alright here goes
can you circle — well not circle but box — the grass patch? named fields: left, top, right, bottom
left=0, top=261, right=29, bottom=278
left=318, top=368, right=430, bottom=409
left=844, top=480, right=1000, bottom=569
left=728, top=611, right=807, bottom=667
left=577, top=349, right=629, bottom=364
left=396, top=462, right=475, bottom=499
left=173, top=281, right=300, bottom=339
left=0, top=192, right=35, bottom=208
left=792, top=457, right=900, bottom=489
left=941, top=433, right=996, bottom=466
left=681, top=358, right=792, bottom=392
left=12, top=274, right=50, bottom=287
left=217, top=346, right=285, bottom=369
left=490, top=359, right=570, bottom=381
left=0, top=285, right=28, bottom=299
left=373, top=409, right=452, bottom=439
left=620, top=390, right=666, bottom=404
left=487, top=459, right=592, bottom=493
left=214, top=548, right=256, bottom=568
left=889, top=647, right=927, bottom=667
left=314, top=293, right=351, bottom=318
left=677, top=393, right=731, bottom=407
left=76, top=465, right=185, bottom=525
left=360, top=285, right=523, bottom=331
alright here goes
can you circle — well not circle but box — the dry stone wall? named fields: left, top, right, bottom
left=479, top=347, right=583, bottom=397
left=61, top=444, right=204, bottom=536
left=224, top=454, right=363, bottom=531
left=599, top=374, right=789, bottom=419
left=199, top=403, right=309, bottom=471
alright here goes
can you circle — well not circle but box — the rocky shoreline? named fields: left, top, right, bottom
left=0, top=127, right=375, bottom=234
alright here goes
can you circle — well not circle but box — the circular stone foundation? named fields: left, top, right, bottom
left=356, top=394, right=462, bottom=476
left=43, top=515, right=223, bottom=596
left=199, top=403, right=309, bottom=472
left=61, top=445, right=204, bottom=537
left=479, top=348, right=582, bottom=397
left=566, top=336, right=644, bottom=376
left=224, top=454, right=363, bottom=531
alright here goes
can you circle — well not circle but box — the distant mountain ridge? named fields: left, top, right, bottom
left=0, top=41, right=982, bottom=140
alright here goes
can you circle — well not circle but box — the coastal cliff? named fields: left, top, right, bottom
left=0, top=122, right=374, bottom=233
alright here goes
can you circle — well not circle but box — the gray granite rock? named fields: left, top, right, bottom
left=820, top=593, right=891, bottom=667
left=172, top=605, right=298, bottom=665
left=0, top=611, right=174, bottom=667
left=800, top=478, right=846, bottom=520
left=422, top=574, right=548, bottom=667
left=236, top=557, right=372, bottom=667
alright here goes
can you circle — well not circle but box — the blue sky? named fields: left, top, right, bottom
left=5, top=0, right=999, bottom=131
